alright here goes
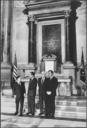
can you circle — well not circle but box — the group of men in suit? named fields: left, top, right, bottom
left=13, top=70, right=58, bottom=118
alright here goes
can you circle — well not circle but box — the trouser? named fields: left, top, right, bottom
left=16, top=96, right=24, bottom=114
left=39, top=94, right=45, bottom=113
left=45, top=95, right=55, bottom=116
left=27, top=96, right=35, bottom=114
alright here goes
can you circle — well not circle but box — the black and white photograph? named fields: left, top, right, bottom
left=0, top=0, right=87, bottom=127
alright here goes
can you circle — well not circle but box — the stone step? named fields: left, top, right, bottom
left=1, top=100, right=86, bottom=113
left=55, top=100, right=86, bottom=107
left=2, top=96, right=86, bottom=109
left=1, top=96, right=86, bottom=120
left=55, top=106, right=86, bottom=113
left=55, top=96, right=87, bottom=99
left=2, top=106, right=86, bottom=120
left=55, top=111, right=86, bottom=120
left=1, top=101, right=86, bottom=113
left=2, top=98, right=86, bottom=107
left=1, top=105, right=86, bottom=120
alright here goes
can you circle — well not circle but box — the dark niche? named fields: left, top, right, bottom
left=42, top=24, right=61, bottom=65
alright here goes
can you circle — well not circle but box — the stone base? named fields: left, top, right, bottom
left=62, top=61, right=77, bottom=95
left=1, top=63, right=11, bottom=91
left=1, top=62, right=11, bottom=81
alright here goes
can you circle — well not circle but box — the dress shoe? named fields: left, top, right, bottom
left=50, top=115, right=55, bottom=118
left=45, top=114, right=49, bottom=118
left=14, top=112, right=18, bottom=115
left=31, top=113, right=35, bottom=116
left=39, top=112, right=43, bottom=116
left=50, top=113, right=55, bottom=118
left=19, top=114, right=23, bottom=116
left=26, top=112, right=31, bottom=115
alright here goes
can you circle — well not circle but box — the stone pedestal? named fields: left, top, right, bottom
left=1, top=63, right=11, bottom=90
left=1, top=63, right=11, bottom=80
left=62, top=61, right=77, bottom=95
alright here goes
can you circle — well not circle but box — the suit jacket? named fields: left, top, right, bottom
left=13, top=82, right=26, bottom=99
left=38, top=77, right=47, bottom=96
left=28, top=78, right=37, bottom=97
left=45, top=77, right=58, bottom=97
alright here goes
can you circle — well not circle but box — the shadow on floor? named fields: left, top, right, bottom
left=2, top=123, right=21, bottom=128
left=1, top=112, right=14, bottom=116
left=1, top=112, right=86, bottom=122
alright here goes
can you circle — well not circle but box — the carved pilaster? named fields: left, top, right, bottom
left=2, top=0, right=9, bottom=63
left=27, top=15, right=36, bottom=63
left=65, top=10, right=70, bottom=61
left=1, top=0, right=13, bottom=64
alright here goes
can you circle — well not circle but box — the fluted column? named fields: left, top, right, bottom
left=1, top=0, right=13, bottom=64
left=68, top=1, right=81, bottom=65
left=27, top=16, right=36, bottom=63
left=1, top=0, right=4, bottom=62
left=65, top=11, right=70, bottom=61
left=69, top=9, right=77, bottom=65
left=2, top=0, right=9, bottom=63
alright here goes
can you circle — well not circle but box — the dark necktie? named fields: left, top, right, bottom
left=41, top=78, right=44, bottom=84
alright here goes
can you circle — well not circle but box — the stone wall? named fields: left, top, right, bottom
left=11, top=0, right=86, bottom=66
left=12, top=1, right=28, bottom=65
left=76, top=0, right=86, bottom=65
left=1, top=0, right=86, bottom=85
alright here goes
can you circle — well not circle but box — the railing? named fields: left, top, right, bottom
left=1, top=77, right=72, bottom=96
left=21, top=77, right=72, bottom=96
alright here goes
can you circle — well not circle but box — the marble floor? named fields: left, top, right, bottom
left=1, top=93, right=87, bottom=128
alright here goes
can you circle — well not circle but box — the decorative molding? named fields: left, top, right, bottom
left=65, top=10, right=70, bottom=18
left=34, top=11, right=66, bottom=21
left=29, top=15, right=35, bottom=21
left=42, top=54, right=57, bottom=61
left=26, top=0, right=70, bottom=6
left=26, top=1, right=70, bottom=11
left=14, top=1, right=25, bottom=8
left=24, top=0, right=81, bottom=19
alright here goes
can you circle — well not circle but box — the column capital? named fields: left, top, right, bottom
left=65, top=10, right=70, bottom=18
left=71, top=0, right=81, bottom=11
left=26, top=15, right=36, bottom=25
left=69, top=9, right=78, bottom=23
left=69, top=1, right=81, bottom=22
left=29, top=15, right=35, bottom=21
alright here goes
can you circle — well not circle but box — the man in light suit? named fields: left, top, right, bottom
left=38, top=71, right=47, bottom=115
left=27, top=72, right=37, bottom=116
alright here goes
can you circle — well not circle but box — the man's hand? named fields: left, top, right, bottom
left=24, top=93, right=26, bottom=97
left=46, top=91, right=52, bottom=95
left=14, top=95, right=16, bottom=98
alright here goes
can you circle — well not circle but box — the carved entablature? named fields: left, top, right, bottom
left=23, top=0, right=81, bottom=23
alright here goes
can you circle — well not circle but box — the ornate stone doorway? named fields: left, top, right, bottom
left=36, top=19, right=65, bottom=72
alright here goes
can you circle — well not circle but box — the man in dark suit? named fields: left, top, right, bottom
left=27, top=72, right=37, bottom=116
left=38, top=71, right=47, bottom=115
left=13, top=76, right=26, bottom=116
left=45, top=70, right=58, bottom=118
left=11, top=65, right=16, bottom=97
